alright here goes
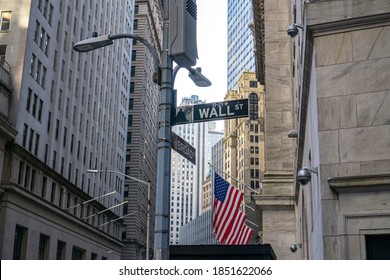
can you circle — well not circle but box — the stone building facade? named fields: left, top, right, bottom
left=251, top=0, right=297, bottom=259
left=292, top=0, right=390, bottom=260
left=252, top=0, right=390, bottom=259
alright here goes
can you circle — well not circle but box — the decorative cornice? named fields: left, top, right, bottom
left=251, top=0, right=265, bottom=85
left=328, top=174, right=390, bottom=194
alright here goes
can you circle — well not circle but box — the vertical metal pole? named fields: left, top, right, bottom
left=146, top=181, right=151, bottom=260
left=154, top=0, right=172, bottom=260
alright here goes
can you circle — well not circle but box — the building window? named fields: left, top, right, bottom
left=0, top=11, right=12, bottom=31
left=55, top=119, right=59, bottom=140
left=128, top=98, right=134, bottom=109
left=72, top=246, right=85, bottom=260
left=127, top=115, right=133, bottom=127
left=48, top=4, right=53, bottom=25
left=131, top=66, right=135, bottom=77
left=34, top=134, right=40, bottom=155
left=39, top=27, right=46, bottom=49
left=56, top=241, right=66, bottom=260
left=44, top=34, right=50, bottom=56
left=41, top=176, right=47, bottom=198
left=249, top=93, right=259, bottom=120
left=52, top=150, right=57, bottom=169
left=366, top=234, right=390, bottom=260
left=13, top=225, right=27, bottom=259
left=133, top=19, right=138, bottom=30
left=37, top=100, right=43, bottom=121
left=130, top=82, right=135, bottom=93
left=26, top=88, right=32, bottom=112
left=249, top=80, right=258, bottom=88
left=50, top=183, right=56, bottom=203
left=30, top=54, right=36, bottom=76
left=38, top=234, right=49, bottom=259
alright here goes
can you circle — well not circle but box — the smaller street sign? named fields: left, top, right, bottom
left=171, top=132, right=196, bottom=165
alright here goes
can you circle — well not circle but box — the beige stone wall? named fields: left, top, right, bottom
left=315, top=26, right=390, bottom=177
left=263, top=0, right=295, bottom=173
left=254, top=0, right=296, bottom=260
left=314, top=25, right=390, bottom=259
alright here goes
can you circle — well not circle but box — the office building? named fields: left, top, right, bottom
left=178, top=210, right=218, bottom=245
left=227, top=0, right=255, bottom=90
left=170, top=95, right=209, bottom=244
left=0, top=0, right=134, bottom=259
left=223, top=71, right=265, bottom=243
left=122, top=0, right=163, bottom=260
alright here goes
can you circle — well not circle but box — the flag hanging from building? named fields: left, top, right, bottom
left=212, top=172, right=253, bottom=245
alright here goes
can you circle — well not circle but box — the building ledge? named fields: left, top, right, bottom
left=328, top=173, right=390, bottom=194
left=0, top=114, right=17, bottom=141
left=252, top=195, right=295, bottom=210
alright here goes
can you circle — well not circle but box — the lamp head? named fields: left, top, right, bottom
left=73, top=35, right=113, bottom=52
left=187, top=67, right=212, bottom=87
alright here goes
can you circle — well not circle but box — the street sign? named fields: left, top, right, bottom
left=171, top=132, right=196, bottom=165
left=193, top=99, right=248, bottom=122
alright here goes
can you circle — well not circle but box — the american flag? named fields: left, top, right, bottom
left=212, top=173, right=253, bottom=245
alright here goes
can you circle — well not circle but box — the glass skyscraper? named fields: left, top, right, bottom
left=227, top=0, right=255, bottom=90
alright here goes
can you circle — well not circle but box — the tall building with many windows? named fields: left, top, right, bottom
left=227, top=0, right=255, bottom=90
left=0, top=0, right=134, bottom=259
left=224, top=71, right=265, bottom=243
left=122, top=0, right=163, bottom=260
left=170, top=95, right=209, bottom=245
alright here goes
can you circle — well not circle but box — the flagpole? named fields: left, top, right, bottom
left=246, top=219, right=259, bottom=228
left=208, top=162, right=260, bottom=194
left=65, top=191, right=117, bottom=211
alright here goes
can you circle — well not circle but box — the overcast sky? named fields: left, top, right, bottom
left=173, top=0, right=228, bottom=105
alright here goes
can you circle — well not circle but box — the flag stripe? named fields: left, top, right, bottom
left=225, top=211, right=246, bottom=244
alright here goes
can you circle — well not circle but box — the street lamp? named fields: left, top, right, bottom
left=87, top=169, right=151, bottom=260
left=74, top=7, right=211, bottom=260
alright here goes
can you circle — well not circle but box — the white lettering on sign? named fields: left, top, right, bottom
left=197, top=105, right=235, bottom=119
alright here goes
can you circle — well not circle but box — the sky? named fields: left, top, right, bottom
left=173, top=0, right=228, bottom=106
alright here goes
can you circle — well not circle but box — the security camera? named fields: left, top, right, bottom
left=290, top=243, right=298, bottom=253
left=287, top=23, right=303, bottom=38
left=297, top=168, right=311, bottom=185
left=296, top=166, right=318, bottom=185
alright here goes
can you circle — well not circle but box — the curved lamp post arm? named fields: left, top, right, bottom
left=73, top=34, right=160, bottom=83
